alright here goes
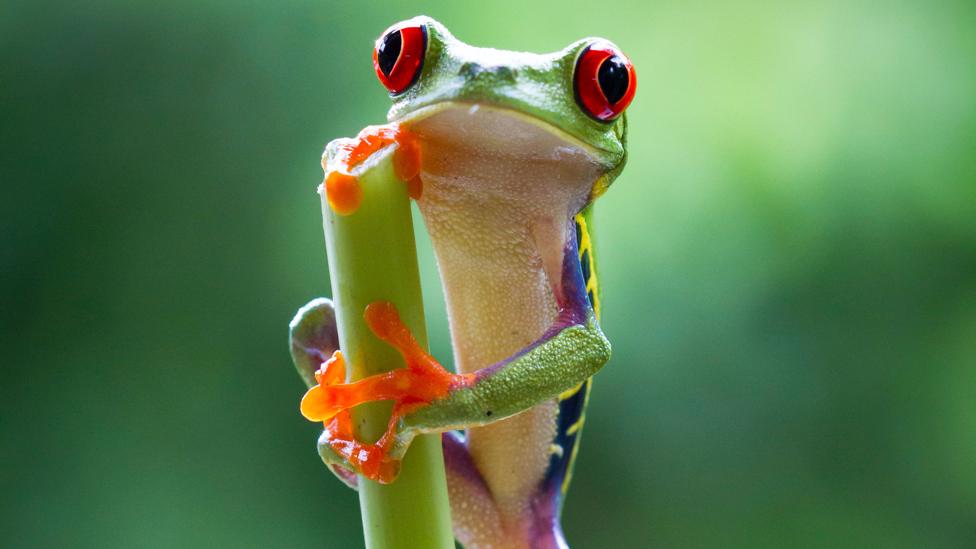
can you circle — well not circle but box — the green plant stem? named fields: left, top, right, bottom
left=320, top=145, right=454, bottom=549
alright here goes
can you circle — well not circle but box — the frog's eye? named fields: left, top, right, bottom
left=373, top=23, right=427, bottom=95
left=574, top=42, right=636, bottom=122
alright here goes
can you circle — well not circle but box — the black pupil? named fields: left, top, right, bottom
left=597, top=56, right=629, bottom=104
left=377, top=30, right=402, bottom=76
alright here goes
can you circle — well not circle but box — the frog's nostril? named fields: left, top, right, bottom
left=493, top=66, right=515, bottom=80
left=459, top=63, right=516, bottom=81
left=459, top=62, right=485, bottom=78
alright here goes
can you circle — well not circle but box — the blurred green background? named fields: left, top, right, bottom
left=3, top=0, right=975, bottom=547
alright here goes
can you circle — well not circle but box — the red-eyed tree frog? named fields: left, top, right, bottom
left=289, top=16, right=635, bottom=548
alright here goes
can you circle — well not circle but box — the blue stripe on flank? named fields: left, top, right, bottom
left=541, top=214, right=597, bottom=507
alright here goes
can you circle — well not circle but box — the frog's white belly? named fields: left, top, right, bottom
left=410, top=104, right=602, bottom=527
left=418, top=183, right=559, bottom=519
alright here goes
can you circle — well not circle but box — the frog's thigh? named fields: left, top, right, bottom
left=443, top=432, right=504, bottom=548
left=468, top=400, right=558, bottom=519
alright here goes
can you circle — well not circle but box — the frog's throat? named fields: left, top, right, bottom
left=406, top=101, right=599, bottom=513
left=405, top=101, right=601, bottom=370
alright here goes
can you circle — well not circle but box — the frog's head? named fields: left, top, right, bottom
left=371, top=16, right=635, bottom=204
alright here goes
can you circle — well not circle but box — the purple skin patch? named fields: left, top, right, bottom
left=554, top=217, right=593, bottom=326
left=442, top=431, right=487, bottom=485
left=329, top=464, right=359, bottom=488
left=289, top=298, right=341, bottom=388
left=529, top=490, right=570, bottom=549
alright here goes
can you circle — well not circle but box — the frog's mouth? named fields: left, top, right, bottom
left=398, top=101, right=601, bottom=373
left=397, top=101, right=607, bottom=161
left=398, top=101, right=606, bottom=214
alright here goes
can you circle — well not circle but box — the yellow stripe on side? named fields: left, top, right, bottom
left=558, top=212, right=599, bottom=405
left=558, top=211, right=601, bottom=495
left=558, top=382, right=584, bottom=401
left=575, top=212, right=600, bottom=319
left=566, top=416, right=585, bottom=437
left=560, top=378, right=592, bottom=494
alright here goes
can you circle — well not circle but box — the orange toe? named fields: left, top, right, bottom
left=315, top=350, right=347, bottom=386
left=393, top=135, right=420, bottom=179
left=324, top=171, right=362, bottom=215
left=300, top=385, right=343, bottom=422
left=322, top=124, right=423, bottom=215
left=323, top=409, right=401, bottom=483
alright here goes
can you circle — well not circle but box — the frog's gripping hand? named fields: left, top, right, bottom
left=291, top=295, right=610, bottom=485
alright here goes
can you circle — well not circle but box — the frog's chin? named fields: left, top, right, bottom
left=395, top=101, right=606, bottom=165
left=400, top=101, right=605, bottom=212
left=398, top=100, right=605, bottom=205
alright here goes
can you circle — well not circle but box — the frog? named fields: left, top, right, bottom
left=289, top=15, right=635, bottom=548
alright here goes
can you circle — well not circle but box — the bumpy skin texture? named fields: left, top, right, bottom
left=293, top=15, right=632, bottom=549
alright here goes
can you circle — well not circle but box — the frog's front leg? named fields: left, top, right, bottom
left=291, top=298, right=462, bottom=484
left=301, top=301, right=475, bottom=483
left=300, top=234, right=610, bottom=484
left=291, top=298, right=489, bottom=491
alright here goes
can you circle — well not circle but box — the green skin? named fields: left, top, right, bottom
left=292, top=16, right=631, bottom=548
left=387, top=17, right=628, bottom=182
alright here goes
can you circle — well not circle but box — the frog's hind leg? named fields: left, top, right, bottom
left=442, top=431, right=506, bottom=547
left=289, top=298, right=341, bottom=388
left=444, top=432, right=570, bottom=549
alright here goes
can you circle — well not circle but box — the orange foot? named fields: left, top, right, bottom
left=300, top=301, right=473, bottom=483
left=323, top=124, right=424, bottom=215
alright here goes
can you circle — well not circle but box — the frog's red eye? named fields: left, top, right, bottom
left=373, top=23, right=427, bottom=95
left=574, top=42, right=636, bottom=122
